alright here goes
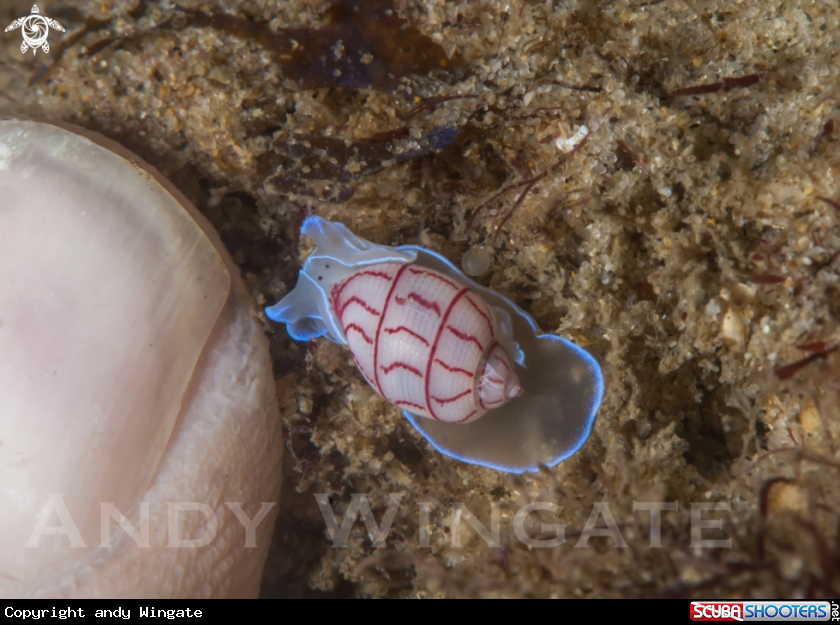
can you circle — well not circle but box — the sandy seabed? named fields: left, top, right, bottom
left=2, top=0, right=839, bottom=598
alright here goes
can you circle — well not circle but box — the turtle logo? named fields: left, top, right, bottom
left=5, top=5, right=64, bottom=55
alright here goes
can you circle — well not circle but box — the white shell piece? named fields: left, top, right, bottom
left=556, top=125, right=589, bottom=152
left=461, top=245, right=492, bottom=276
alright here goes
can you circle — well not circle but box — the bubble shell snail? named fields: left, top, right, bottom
left=266, top=216, right=604, bottom=473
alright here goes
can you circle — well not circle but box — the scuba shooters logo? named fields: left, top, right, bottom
left=690, top=601, right=835, bottom=622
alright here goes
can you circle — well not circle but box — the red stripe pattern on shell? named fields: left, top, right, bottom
left=329, top=262, right=500, bottom=423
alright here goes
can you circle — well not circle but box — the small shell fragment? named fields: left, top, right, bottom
left=721, top=308, right=747, bottom=352
left=555, top=125, right=589, bottom=152
left=461, top=245, right=493, bottom=277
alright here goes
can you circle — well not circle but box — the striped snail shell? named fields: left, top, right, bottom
left=329, top=262, right=522, bottom=423
left=265, top=215, right=603, bottom=474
